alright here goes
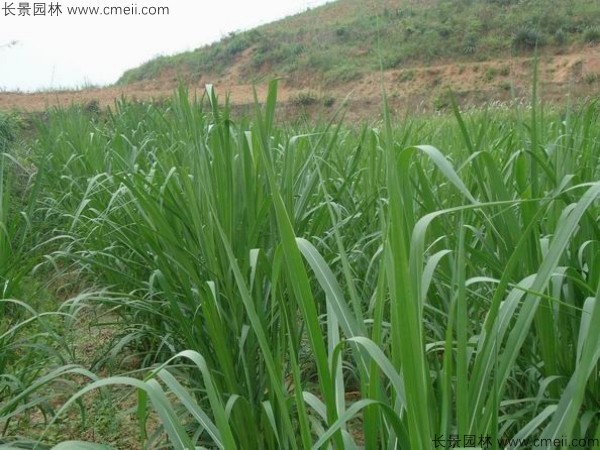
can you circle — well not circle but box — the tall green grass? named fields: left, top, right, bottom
left=2, top=87, right=600, bottom=449
left=1, top=115, right=100, bottom=449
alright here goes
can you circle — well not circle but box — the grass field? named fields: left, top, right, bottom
left=1, top=82, right=599, bottom=449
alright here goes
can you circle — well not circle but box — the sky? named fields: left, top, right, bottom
left=0, top=0, right=333, bottom=91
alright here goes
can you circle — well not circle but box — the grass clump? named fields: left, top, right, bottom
left=290, top=90, right=318, bottom=106
left=554, top=28, right=567, bottom=45
left=585, top=72, right=600, bottom=84
left=398, top=69, right=415, bottom=82
left=583, top=26, right=600, bottom=44
left=512, top=27, right=546, bottom=50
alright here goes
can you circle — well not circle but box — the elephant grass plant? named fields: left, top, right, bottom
left=2, top=84, right=599, bottom=449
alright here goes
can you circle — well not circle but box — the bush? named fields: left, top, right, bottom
left=323, top=96, right=336, bottom=107
left=554, top=28, right=567, bottom=46
left=438, top=26, right=451, bottom=39
left=512, top=28, right=546, bottom=50
left=382, top=54, right=404, bottom=70
left=583, top=26, right=600, bottom=44
left=462, top=32, right=477, bottom=54
left=335, top=27, right=347, bottom=37
left=84, top=99, right=101, bottom=115
left=585, top=72, right=600, bottom=84
left=433, top=90, right=453, bottom=110
left=225, top=32, right=255, bottom=56
left=291, top=91, right=318, bottom=106
left=484, top=67, right=498, bottom=82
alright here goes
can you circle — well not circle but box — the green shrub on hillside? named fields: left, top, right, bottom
left=554, top=28, right=567, bottom=45
left=291, top=90, right=318, bottom=106
left=583, top=26, right=600, bottom=44
left=225, top=30, right=261, bottom=56
left=462, top=32, right=478, bottom=54
left=512, top=27, right=546, bottom=49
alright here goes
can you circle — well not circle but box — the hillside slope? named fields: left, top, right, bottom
left=118, top=0, right=600, bottom=88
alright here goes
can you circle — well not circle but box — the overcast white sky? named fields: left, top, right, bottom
left=0, top=0, right=333, bottom=91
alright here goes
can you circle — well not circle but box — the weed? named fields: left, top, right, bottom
left=583, top=26, right=600, bottom=44
left=554, top=28, right=567, bottom=45
left=322, top=95, right=336, bottom=107
left=585, top=72, right=600, bottom=84
left=484, top=67, right=498, bottom=81
left=498, top=80, right=513, bottom=90
left=291, top=91, right=318, bottom=106
left=398, top=69, right=415, bottom=82
left=512, top=27, right=546, bottom=50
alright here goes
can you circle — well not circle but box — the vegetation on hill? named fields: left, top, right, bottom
left=118, top=0, right=600, bottom=86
